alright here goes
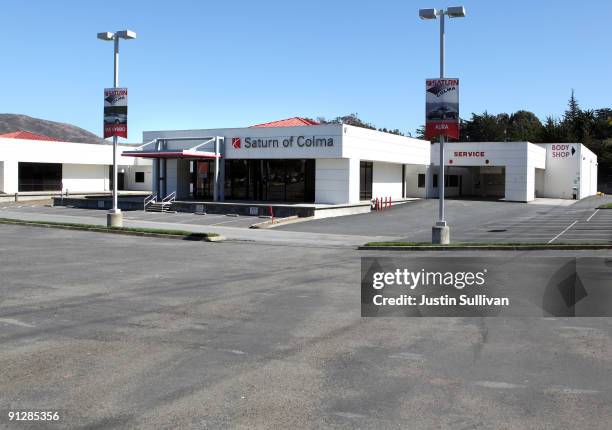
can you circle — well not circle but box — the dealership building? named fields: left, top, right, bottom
left=2, top=119, right=596, bottom=207
left=0, top=131, right=152, bottom=195
left=128, top=118, right=430, bottom=206
left=124, top=118, right=598, bottom=207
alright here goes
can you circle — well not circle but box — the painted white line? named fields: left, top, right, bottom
left=548, top=220, right=578, bottom=244
left=586, top=209, right=599, bottom=222
left=210, top=218, right=252, bottom=226
left=0, top=318, right=35, bottom=328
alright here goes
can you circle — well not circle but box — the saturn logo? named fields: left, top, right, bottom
left=232, top=137, right=241, bottom=149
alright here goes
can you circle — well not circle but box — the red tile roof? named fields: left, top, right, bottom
left=250, top=117, right=319, bottom=128
left=0, top=130, right=61, bottom=141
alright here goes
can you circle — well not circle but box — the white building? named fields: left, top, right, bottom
left=126, top=119, right=599, bottom=206
left=0, top=131, right=152, bottom=194
left=129, top=118, right=431, bottom=205
left=429, top=141, right=598, bottom=202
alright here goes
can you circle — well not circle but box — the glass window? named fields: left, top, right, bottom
left=18, top=162, right=62, bottom=192
left=135, top=171, right=145, bottom=183
left=360, top=161, right=373, bottom=200
left=418, top=174, right=426, bottom=188
left=433, top=174, right=438, bottom=188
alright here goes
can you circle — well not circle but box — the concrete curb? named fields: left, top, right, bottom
left=0, top=219, right=224, bottom=242
left=358, top=244, right=612, bottom=251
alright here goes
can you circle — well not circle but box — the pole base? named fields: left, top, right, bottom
left=432, top=225, right=450, bottom=244
left=107, top=212, right=123, bottom=228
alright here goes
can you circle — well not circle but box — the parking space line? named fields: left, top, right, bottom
left=548, top=220, right=578, bottom=244
left=209, top=217, right=256, bottom=226
left=586, top=209, right=599, bottom=222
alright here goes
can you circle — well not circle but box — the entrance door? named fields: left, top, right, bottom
left=194, top=160, right=214, bottom=200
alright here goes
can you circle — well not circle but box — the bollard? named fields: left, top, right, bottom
left=14, top=193, right=18, bottom=203
left=269, top=205, right=274, bottom=224
left=389, top=196, right=392, bottom=208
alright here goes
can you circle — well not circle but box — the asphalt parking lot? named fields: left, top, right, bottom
left=278, top=196, right=612, bottom=244
left=0, top=204, right=261, bottom=229
left=0, top=225, right=611, bottom=429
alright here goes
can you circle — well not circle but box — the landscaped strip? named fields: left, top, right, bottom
left=0, top=217, right=222, bottom=242
left=360, top=241, right=612, bottom=251
left=598, top=203, right=612, bottom=209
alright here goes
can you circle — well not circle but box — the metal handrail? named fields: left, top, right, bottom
left=143, top=193, right=157, bottom=211
left=162, top=191, right=176, bottom=203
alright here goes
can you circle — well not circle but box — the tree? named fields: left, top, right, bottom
left=461, top=112, right=506, bottom=142
left=506, top=110, right=543, bottom=142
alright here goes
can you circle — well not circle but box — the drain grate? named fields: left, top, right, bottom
left=488, top=229, right=507, bottom=233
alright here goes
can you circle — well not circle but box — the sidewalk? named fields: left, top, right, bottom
left=0, top=209, right=396, bottom=248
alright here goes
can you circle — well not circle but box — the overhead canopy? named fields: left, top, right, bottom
left=122, top=150, right=221, bottom=159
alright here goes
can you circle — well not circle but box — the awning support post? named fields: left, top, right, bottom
left=213, top=137, right=220, bottom=202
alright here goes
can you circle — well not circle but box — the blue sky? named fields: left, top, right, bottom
left=2, top=0, right=611, bottom=142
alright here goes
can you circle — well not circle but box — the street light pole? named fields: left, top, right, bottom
left=98, top=30, right=136, bottom=227
left=112, top=36, right=120, bottom=221
left=438, top=12, right=446, bottom=226
left=419, top=6, right=465, bottom=243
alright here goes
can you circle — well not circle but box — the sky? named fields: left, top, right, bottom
left=2, top=0, right=612, bottom=143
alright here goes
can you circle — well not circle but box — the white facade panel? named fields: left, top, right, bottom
left=315, top=158, right=350, bottom=204
left=372, top=162, right=403, bottom=200
left=62, top=164, right=108, bottom=192
left=342, top=125, right=430, bottom=165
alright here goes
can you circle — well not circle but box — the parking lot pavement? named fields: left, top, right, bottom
left=0, top=225, right=611, bottom=428
left=0, top=204, right=262, bottom=229
left=277, top=196, right=612, bottom=244
left=0, top=205, right=397, bottom=247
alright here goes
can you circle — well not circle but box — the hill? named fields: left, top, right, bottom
left=0, top=114, right=106, bottom=144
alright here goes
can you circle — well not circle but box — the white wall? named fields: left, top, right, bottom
left=536, top=143, right=582, bottom=199
left=62, top=164, right=108, bottom=192
left=579, top=145, right=598, bottom=198
left=315, top=158, right=351, bottom=204
left=431, top=142, right=546, bottom=202
left=1, top=160, right=18, bottom=193
left=0, top=138, right=151, bottom=193
left=372, top=161, right=402, bottom=200
left=342, top=125, right=431, bottom=165
left=404, top=165, right=429, bottom=198
left=123, top=165, right=153, bottom=192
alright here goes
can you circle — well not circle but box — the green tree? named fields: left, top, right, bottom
left=506, top=110, right=543, bottom=142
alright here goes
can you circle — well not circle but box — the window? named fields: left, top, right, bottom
left=224, top=159, right=315, bottom=203
left=360, top=161, right=373, bottom=200
left=135, top=171, right=145, bottom=183
left=433, top=174, right=438, bottom=188
left=418, top=174, right=426, bottom=188
left=18, top=162, right=62, bottom=192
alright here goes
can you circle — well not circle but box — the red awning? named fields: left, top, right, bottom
left=122, top=150, right=221, bottom=159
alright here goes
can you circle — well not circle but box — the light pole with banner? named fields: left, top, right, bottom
left=419, top=6, right=465, bottom=244
left=97, top=30, right=136, bottom=227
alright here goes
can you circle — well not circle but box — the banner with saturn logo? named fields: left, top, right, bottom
left=104, top=88, right=128, bottom=139
left=425, top=78, right=459, bottom=140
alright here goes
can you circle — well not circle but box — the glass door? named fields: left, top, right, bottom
left=194, top=160, right=214, bottom=200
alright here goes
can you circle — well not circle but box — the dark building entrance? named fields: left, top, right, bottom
left=224, top=159, right=315, bottom=202
left=18, top=162, right=62, bottom=191
left=192, top=159, right=215, bottom=200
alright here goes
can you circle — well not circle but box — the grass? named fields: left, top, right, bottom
left=598, top=203, right=612, bottom=209
left=0, top=217, right=219, bottom=240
